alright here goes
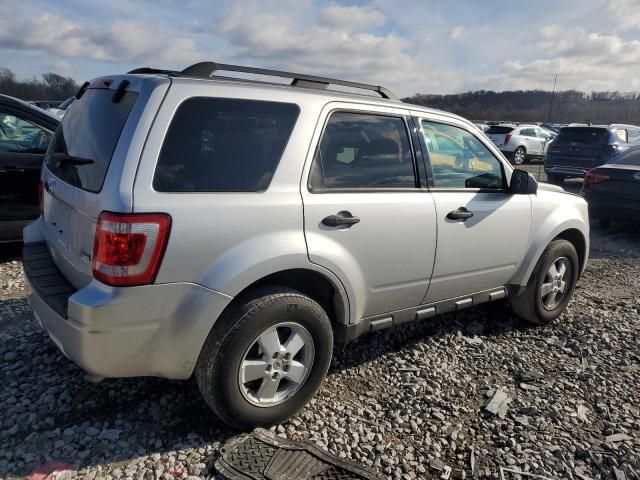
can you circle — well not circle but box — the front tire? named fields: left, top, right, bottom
left=195, top=287, right=333, bottom=430
left=512, top=146, right=527, bottom=165
left=510, top=239, right=579, bottom=325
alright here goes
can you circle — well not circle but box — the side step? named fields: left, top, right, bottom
left=215, top=429, right=384, bottom=480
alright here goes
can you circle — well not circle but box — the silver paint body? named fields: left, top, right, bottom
left=24, top=74, right=590, bottom=379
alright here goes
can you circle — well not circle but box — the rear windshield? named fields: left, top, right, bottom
left=153, top=97, right=299, bottom=192
left=485, top=126, right=514, bottom=134
left=609, top=147, right=640, bottom=166
left=45, top=88, right=137, bottom=192
left=555, top=127, right=610, bottom=145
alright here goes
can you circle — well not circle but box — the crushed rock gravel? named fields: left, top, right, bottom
left=0, top=226, right=638, bottom=480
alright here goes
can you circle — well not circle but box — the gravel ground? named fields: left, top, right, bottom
left=1, top=224, right=639, bottom=480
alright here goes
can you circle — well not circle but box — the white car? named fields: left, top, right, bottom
left=47, top=97, right=75, bottom=120
left=486, top=124, right=556, bottom=165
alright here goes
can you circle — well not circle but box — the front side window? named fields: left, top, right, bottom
left=421, top=120, right=504, bottom=189
left=309, top=112, right=416, bottom=190
left=154, top=98, right=299, bottom=192
left=0, top=112, right=52, bottom=154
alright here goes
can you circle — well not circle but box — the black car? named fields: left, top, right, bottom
left=582, top=146, right=640, bottom=227
left=544, top=124, right=640, bottom=185
left=0, top=94, right=59, bottom=243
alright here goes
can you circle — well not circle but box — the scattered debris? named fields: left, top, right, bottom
left=613, top=467, right=627, bottom=480
left=499, top=466, right=555, bottom=480
left=576, top=405, right=589, bottom=423
left=605, top=433, right=633, bottom=443
left=484, top=389, right=511, bottom=418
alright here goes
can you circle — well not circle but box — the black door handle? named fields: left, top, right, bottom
left=447, top=207, right=473, bottom=221
left=322, top=211, right=360, bottom=228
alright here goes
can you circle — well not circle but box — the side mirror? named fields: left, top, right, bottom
left=509, top=169, right=538, bottom=195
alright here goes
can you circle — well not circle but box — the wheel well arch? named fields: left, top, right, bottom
left=553, top=228, right=587, bottom=274
left=228, top=269, right=348, bottom=327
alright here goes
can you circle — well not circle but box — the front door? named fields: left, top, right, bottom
left=302, top=107, right=437, bottom=321
left=0, top=109, right=53, bottom=239
left=416, top=116, right=532, bottom=303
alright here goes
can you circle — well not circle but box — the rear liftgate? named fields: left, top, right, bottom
left=215, top=429, right=384, bottom=480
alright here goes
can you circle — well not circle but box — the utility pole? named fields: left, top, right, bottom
left=547, top=73, right=558, bottom=123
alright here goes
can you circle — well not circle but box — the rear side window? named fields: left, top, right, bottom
left=154, top=98, right=299, bottom=192
left=486, top=126, right=514, bottom=135
left=309, top=112, right=416, bottom=190
left=555, top=127, right=610, bottom=145
left=45, top=88, right=137, bottom=193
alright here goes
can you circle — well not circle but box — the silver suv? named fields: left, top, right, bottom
left=23, top=62, right=589, bottom=429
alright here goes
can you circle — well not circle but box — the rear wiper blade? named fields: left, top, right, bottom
left=52, top=153, right=95, bottom=165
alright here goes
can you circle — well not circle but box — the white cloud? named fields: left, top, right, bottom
left=607, top=0, right=640, bottom=30
left=212, top=3, right=426, bottom=94
left=0, top=13, right=205, bottom=66
left=319, top=4, right=386, bottom=31
left=450, top=26, right=465, bottom=40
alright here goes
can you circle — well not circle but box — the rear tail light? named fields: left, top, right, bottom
left=504, top=134, right=512, bottom=145
left=38, top=181, right=44, bottom=215
left=92, top=212, right=171, bottom=286
left=582, top=171, right=610, bottom=193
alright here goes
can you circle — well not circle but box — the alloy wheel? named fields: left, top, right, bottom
left=238, top=322, right=315, bottom=407
left=540, top=257, right=571, bottom=310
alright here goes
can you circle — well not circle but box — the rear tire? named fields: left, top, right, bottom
left=510, top=239, right=579, bottom=325
left=195, top=286, right=333, bottom=430
left=512, top=147, right=526, bottom=165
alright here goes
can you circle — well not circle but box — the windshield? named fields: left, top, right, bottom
left=486, top=126, right=514, bottom=135
left=609, top=147, right=640, bottom=166
left=555, top=127, right=610, bottom=145
left=44, top=88, right=137, bottom=192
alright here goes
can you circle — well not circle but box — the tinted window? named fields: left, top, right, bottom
left=0, top=112, right=53, bottom=154
left=45, top=88, right=137, bottom=192
left=555, top=127, right=610, bottom=145
left=421, top=120, right=503, bottom=189
left=486, top=126, right=514, bottom=135
left=309, top=112, right=416, bottom=190
left=154, top=98, right=299, bottom=192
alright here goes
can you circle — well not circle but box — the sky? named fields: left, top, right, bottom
left=1, top=0, right=640, bottom=96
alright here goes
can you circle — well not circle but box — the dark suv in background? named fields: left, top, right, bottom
left=544, top=124, right=640, bottom=184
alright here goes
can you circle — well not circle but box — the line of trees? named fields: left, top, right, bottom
left=404, top=90, right=640, bottom=125
left=2, top=67, right=639, bottom=125
left=0, top=68, right=79, bottom=101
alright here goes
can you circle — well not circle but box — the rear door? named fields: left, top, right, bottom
left=520, top=128, right=542, bottom=155
left=301, top=104, right=437, bottom=320
left=41, top=76, right=168, bottom=287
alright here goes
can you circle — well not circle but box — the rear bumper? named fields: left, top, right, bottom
left=585, top=195, right=640, bottom=223
left=544, top=165, right=592, bottom=178
left=24, top=242, right=233, bottom=379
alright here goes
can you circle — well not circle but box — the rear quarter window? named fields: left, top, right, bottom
left=153, top=97, right=299, bottom=192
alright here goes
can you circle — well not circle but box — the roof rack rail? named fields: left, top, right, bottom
left=128, top=62, right=399, bottom=101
